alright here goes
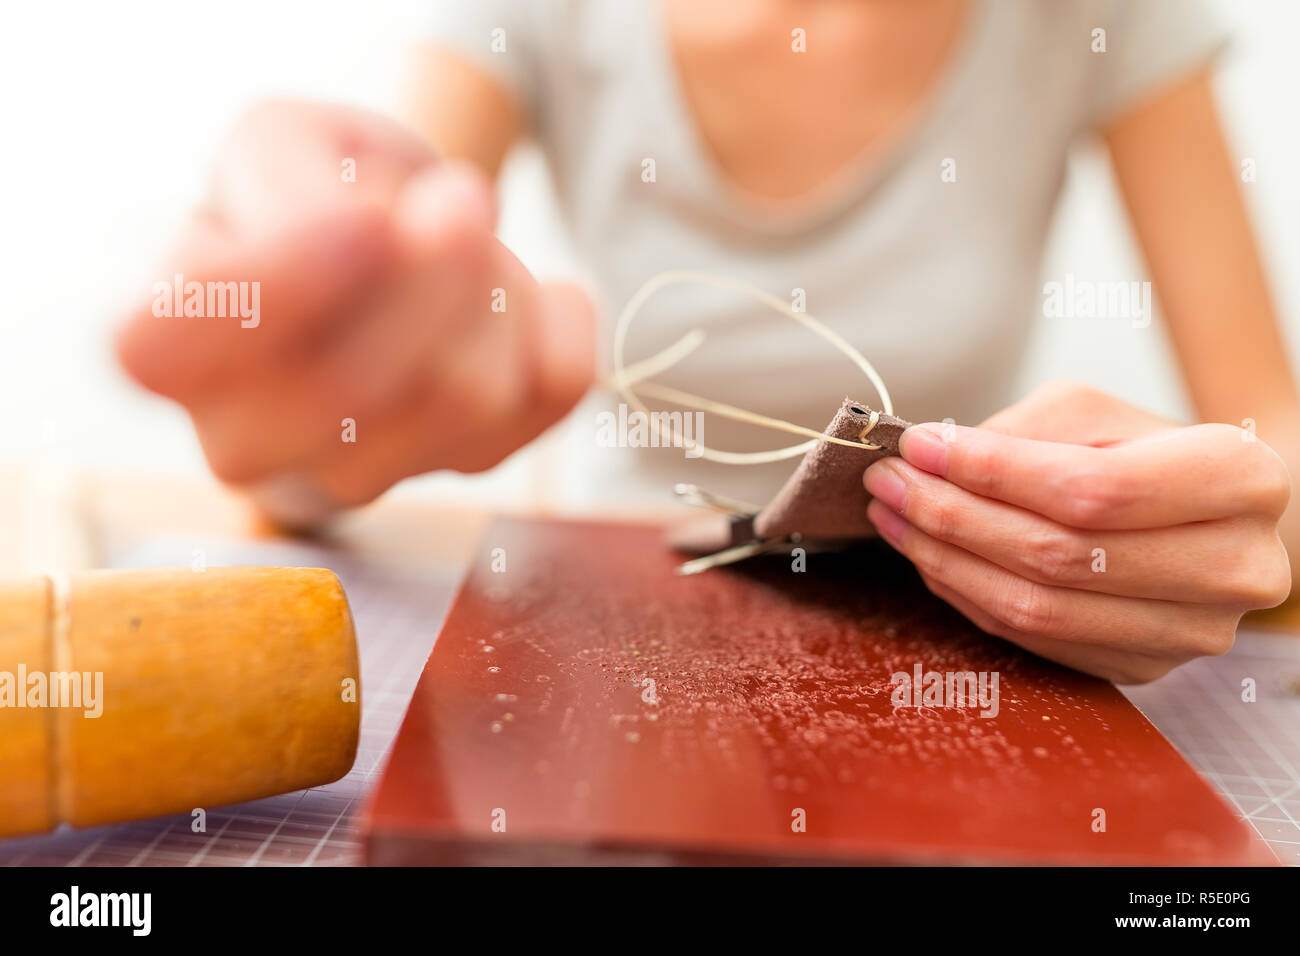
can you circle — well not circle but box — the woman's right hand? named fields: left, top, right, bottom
left=116, top=98, right=595, bottom=526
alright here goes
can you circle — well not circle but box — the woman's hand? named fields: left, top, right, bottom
left=116, top=99, right=595, bottom=528
left=863, top=381, right=1292, bottom=683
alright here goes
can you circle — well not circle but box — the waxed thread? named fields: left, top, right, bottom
left=608, top=270, right=893, bottom=464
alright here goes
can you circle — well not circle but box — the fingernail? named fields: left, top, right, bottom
left=899, top=424, right=950, bottom=476
left=863, top=460, right=907, bottom=512
left=395, top=163, right=496, bottom=251
left=867, top=499, right=908, bottom=547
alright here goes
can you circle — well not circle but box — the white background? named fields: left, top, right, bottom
left=1, top=0, right=1297, bottom=508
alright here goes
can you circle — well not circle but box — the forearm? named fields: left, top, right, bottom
left=401, top=42, right=523, bottom=180
left=1103, top=70, right=1300, bottom=582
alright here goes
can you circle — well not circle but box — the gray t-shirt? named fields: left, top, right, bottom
left=424, top=0, right=1228, bottom=509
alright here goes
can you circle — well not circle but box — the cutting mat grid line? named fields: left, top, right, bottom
left=1, top=538, right=1297, bottom=865
left=1121, top=635, right=1300, bottom=866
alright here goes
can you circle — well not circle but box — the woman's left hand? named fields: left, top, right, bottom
left=863, top=381, right=1293, bottom=683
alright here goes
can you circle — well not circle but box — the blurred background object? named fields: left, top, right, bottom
left=2, top=0, right=1297, bottom=516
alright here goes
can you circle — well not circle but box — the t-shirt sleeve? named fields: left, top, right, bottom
left=1083, top=0, right=1231, bottom=127
left=419, top=1, right=547, bottom=125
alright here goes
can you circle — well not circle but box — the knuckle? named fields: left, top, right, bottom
left=1057, top=470, right=1127, bottom=527
left=1246, top=444, right=1292, bottom=517
left=532, top=373, right=587, bottom=425
left=477, top=361, right=526, bottom=422
left=202, top=442, right=262, bottom=486
left=418, top=383, right=478, bottom=435
left=993, top=582, right=1055, bottom=634
left=530, top=285, right=597, bottom=414
left=960, top=441, right=1007, bottom=500
left=417, top=373, right=519, bottom=450
left=446, top=442, right=513, bottom=474
left=909, top=536, right=947, bottom=582
left=922, top=495, right=961, bottom=543
left=1263, top=544, right=1294, bottom=606
left=114, top=322, right=171, bottom=395
left=324, top=472, right=390, bottom=510
left=1232, top=539, right=1293, bottom=608
left=447, top=217, right=493, bottom=282
left=1193, top=620, right=1238, bottom=658
left=1023, top=529, right=1080, bottom=584
left=1208, top=624, right=1238, bottom=657
left=1197, top=424, right=1290, bottom=518
left=993, top=580, right=1057, bottom=635
left=1111, top=658, right=1178, bottom=686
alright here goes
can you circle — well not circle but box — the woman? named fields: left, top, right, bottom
left=117, top=0, right=1296, bottom=681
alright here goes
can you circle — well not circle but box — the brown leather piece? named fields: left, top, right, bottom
left=752, top=398, right=912, bottom=542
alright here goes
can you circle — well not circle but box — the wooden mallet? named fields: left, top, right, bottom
left=0, top=566, right=359, bottom=838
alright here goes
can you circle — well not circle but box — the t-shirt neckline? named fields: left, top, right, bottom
left=642, top=0, right=993, bottom=234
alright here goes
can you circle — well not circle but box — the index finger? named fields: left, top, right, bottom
left=116, top=201, right=393, bottom=401
left=210, top=99, right=438, bottom=235
left=898, top=421, right=1285, bottom=529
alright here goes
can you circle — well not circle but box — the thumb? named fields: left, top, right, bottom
left=979, top=381, right=1170, bottom=446
left=212, top=99, right=439, bottom=237
left=524, top=280, right=598, bottom=426
left=390, top=161, right=498, bottom=278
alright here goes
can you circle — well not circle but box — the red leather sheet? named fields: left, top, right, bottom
left=363, top=517, right=1271, bottom=865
